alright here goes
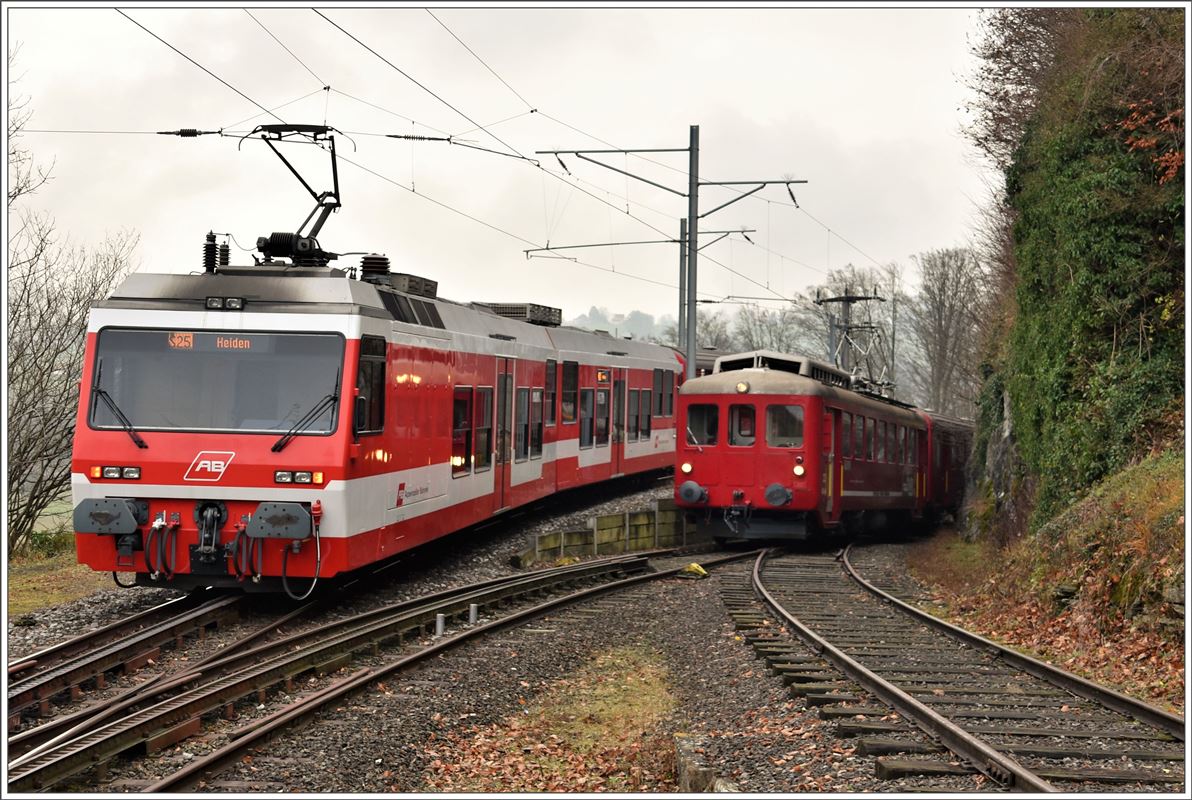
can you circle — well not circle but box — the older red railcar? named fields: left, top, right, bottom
left=674, top=350, right=972, bottom=541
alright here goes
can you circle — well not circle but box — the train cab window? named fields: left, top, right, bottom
left=515, top=388, right=530, bottom=462
left=530, top=389, right=543, bottom=458
left=878, top=421, right=887, bottom=462
left=686, top=404, right=718, bottom=446
left=473, top=388, right=493, bottom=471
left=628, top=390, right=640, bottom=441
left=842, top=413, right=852, bottom=457
left=765, top=405, right=804, bottom=448
left=545, top=360, right=557, bottom=426
left=729, top=405, right=756, bottom=446
left=595, top=389, right=610, bottom=447
left=452, top=388, right=472, bottom=477
left=561, top=361, right=579, bottom=423
left=356, top=335, right=386, bottom=435
left=640, top=390, right=652, bottom=439
left=579, top=389, right=595, bottom=448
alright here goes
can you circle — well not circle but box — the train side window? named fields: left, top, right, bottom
left=561, top=361, right=579, bottom=423
left=854, top=416, right=864, bottom=459
left=627, top=390, right=639, bottom=441
left=640, top=390, right=652, bottom=439
left=579, top=389, right=595, bottom=448
left=765, top=404, right=803, bottom=447
left=664, top=370, right=675, bottom=416
left=545, top=360, right=557, bottom=426
left=530, top=389, right=543, bottom=458
left=897, top=426, right=905, bottom=464
left=866, top=417, right=875, bottom=461
left=878, top=421, right=886, bottom=462
left=842, top=413, right=852, bottom=457
left=653, top=369, right=664, bottom=417
left=687, top=404, right=718, bottom=445
left=515, top=388, right=530, bottom=462
left=473, top=388, right=493, bottom=471
left=729, top=404, right=756, bottom=446
left=595, top=389, right=610, bottom=447
left=356, top=335, right=386, bottom=435
left=452, top=388, right=472, bottom=477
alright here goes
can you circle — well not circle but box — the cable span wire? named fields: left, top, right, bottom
left=331, top=89, right=453, bottom=137
left=220, top=87, right=326, bottom=133
left=244, top=9, right=327, bottom=88
left=426, top=9, right=534, bottom=111
left=115, top=9, right=285, bottom=125
left=314, top=9, right=528, bottom=161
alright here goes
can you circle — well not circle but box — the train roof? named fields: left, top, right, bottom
left=94, top=269, right=682, bottom=369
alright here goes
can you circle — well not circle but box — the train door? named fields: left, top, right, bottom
left=611, top=371, right=626, bottom=475
left=495, top=358, right=514, bottom=509
left=822, top=409, right=841, bottom=520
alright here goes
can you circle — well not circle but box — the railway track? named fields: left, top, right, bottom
left=7, top=591, right=241, bottom=730
left=723, top=547, right=1184, bottom=793
left=8, top=549, right=751, bottom=793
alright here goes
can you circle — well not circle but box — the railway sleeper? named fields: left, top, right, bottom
left=858, top=736, right=1184, bottom=763
left=788, top=682, right=859, bottom=697
left=876, top=757, right=1184, bottom=786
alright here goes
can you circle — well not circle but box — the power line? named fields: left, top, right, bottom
left=244, top=9, right=327, bottom=88
left=220, top=87, right=325, bottom=132
left=314, top=9, right=527, bottom=161
left=115, top=9, right=284, bottom=125
left=330, top=88, right=452, bottom=137
left=425, top=9, right=534, bottom=111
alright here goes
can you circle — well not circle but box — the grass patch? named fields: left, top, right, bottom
left=421, top=645, right=677, bottom=792
left=8, top=549, right=111, bottom=618
left=906, top=450, right=1184, bottom=713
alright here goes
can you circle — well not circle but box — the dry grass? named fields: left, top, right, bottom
left=8, top=549, right=110, bottom=618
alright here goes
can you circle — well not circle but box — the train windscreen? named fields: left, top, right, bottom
left=89, top=329, right=345, bottom=434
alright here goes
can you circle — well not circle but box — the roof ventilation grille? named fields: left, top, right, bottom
left=388, top=272, right=438, bottom=299
left=477, top=302, right=561, bottom=327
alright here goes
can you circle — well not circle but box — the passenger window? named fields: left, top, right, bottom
left=561, top=361, right=578, bottom=423
left=628, top=390, right=639, bottom=441
left=867, top=418, right=876, bottom=461
left=515, top=388, right=529, bottom=462
left=545, top=360, right=557, bottom=426
left=854, top=416, right=864, bottom=459
left=473, top=388, right=493, bottom=471
left=842, top=413, right=852, bottom=457
left=356, top=335, right=386, bottom=435
left=653, top=369, right=665, bottom=416
left=765, top=405, right=803, bottom=448
left=878, top=421, right=886, bottom=462
left=640, top=390, right=652, bottom=439
left=729, top=405, right=756, bottom=446
left=452, top=387, right=472, bottom=477
left=687, top=404, right=718, bottom=446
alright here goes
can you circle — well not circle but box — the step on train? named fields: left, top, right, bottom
left=674, top=350, right=972, bottom=542
left=72, top=237, right=682, bottom=596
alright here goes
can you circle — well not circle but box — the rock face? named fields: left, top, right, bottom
left=970, top=385, right=1033, bottom=545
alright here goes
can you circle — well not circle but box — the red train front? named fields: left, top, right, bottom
left=674, top=350, right=971, bottom=541
left=72, top=256, right=682, bottom=595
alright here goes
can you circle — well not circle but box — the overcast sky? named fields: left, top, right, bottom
left=7, top=2, right=1000, bottom=322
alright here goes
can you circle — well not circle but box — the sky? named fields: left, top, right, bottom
left=6, top=2, right=1001, bottom=323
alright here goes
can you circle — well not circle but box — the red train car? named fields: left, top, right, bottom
left=674, top=350, right=972, bottom=541
left=71, top=259, right=682, bottom=595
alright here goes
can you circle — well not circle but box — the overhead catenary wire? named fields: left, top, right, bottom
left=244, top=9, right=327, bottom=89
left=425, top=8, right=534, bottom=111
left=115, top=9, right=285, bottom=125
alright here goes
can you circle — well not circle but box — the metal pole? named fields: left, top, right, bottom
left=685, top=125, right=700, bottom=379
left=677, top=218, right=687, bottom=349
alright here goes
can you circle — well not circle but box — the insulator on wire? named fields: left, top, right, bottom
left=218, top=242, right=230, bottom=267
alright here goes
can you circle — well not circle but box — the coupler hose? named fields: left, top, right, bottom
left=281, top=500, right=323, bottom=601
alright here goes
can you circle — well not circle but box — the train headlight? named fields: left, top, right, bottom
left=680, top=462, right=693, bottom=474
left=102, top=466, right=122, bottom=479
left=735, top=381, right=750, bottom=394
left=793, top=464, right=806, bottom=477
left=224, top=297, right=244, bottom=310
left=274, top=470, right=293, bottom=483
left=121, top=467, right=141, bottom=479
left=293, top=471, right=313, bottom=484
left=205, top=296, right=225, bottom=310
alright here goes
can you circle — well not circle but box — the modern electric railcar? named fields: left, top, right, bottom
left=674, top=350, right=973, bottom=541
left=72, top=254, right=682, bottom=596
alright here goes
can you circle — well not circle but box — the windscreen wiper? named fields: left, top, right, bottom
left=92, top=359, right=148, bottom=449
left=272, top=368, right=341, bottom=453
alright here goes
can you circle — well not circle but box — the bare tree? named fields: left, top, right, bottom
left=904, top=248, right=986, bottom=417
left=7, top=53, right=138, bottom=554
left=733, top=304, right=805, bottom=353
left=659, top=308, right=740, bottom=352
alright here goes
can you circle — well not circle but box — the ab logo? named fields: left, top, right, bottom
left=184, top=451, right=235, bottom=482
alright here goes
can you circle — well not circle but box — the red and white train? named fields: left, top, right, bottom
left=71, top=249, right=682, bottom=595
left=674, top=350, right=972, bottom=541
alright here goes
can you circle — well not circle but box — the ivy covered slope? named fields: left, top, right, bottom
left=1003, top=8, right=1183, bottom=521
left=970, top=8, right=1184, bottom=656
